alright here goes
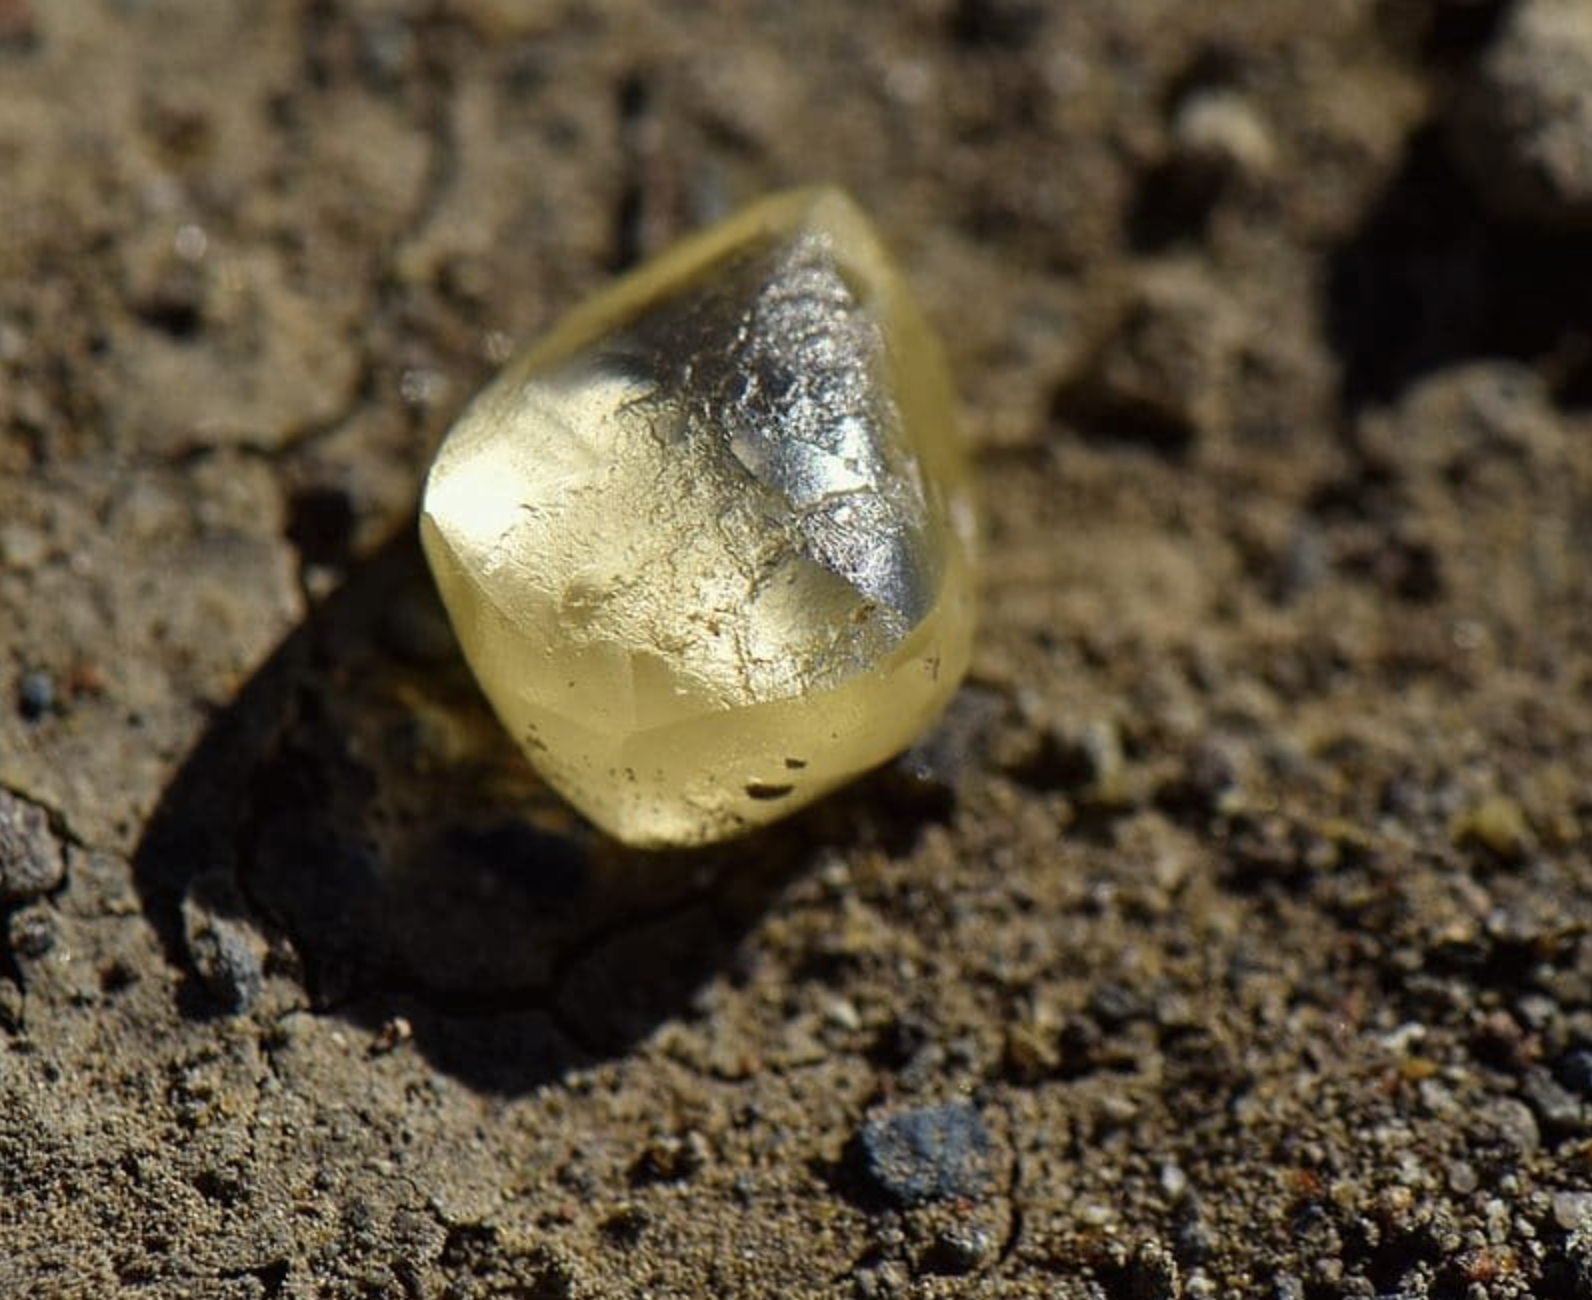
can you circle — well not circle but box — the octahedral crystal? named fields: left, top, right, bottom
left=420, top=187, right=976, bottom=847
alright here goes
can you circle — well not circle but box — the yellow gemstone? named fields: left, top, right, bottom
left=420, top=187, right=976, bottom=847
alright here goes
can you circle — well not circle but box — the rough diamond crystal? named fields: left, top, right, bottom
left=420, top=187, right=975, bottom=847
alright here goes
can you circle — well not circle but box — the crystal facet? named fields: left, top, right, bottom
left=420, top=188, right=975, bottom=847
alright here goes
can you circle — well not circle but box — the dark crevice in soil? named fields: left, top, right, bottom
left=1050, top=381, right=1197, bottom=460
left=611, top=72, right=653, bottom=273
left=1375, top=0, right=1511, bottom=63
left=1325, top=125, right=1592, bottom=413
left=949, top=0, right=1048, bottom=50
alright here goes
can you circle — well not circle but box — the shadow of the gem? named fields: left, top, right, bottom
left=131, top=526, right=838, bottom=1094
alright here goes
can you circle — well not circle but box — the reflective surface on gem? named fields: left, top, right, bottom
left=421, top=188, right=975, bottom=846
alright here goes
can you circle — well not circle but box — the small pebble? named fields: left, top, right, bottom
left=1090, top=981, right=1145, bottom=1028
left=17, top=669, right=55, bottom=721
left=1554, top=1191, right=1592, bottom=1231
left=853, top=1260, right=908, bottom=1300
left=1160, top=1162, right=1189, bottom=1201
left=1565, top=1219, right=1592, bottom=1292
left=7, top=903, right=56, bottom=959
left=1004, top=1020, right=1060, bottom=1081
left=0, top=522, right=47, bottom=570
left=1480, top=1097, right=1540, bottom=1156
left=0, top=789, right=66, bottom=901
left=856, top=1102, right=993, bottom=1207
left=1273, top=521, right=1328, bottom=602
left=370, top=1016, right=413, bottom=1056
left=923, top=1222, right=995, bottom=1275
left=1450, top=0, right=1592, bottom=229
left=1522, top=1067, right=1591, bottom=1137
left=1173, top=88, right=1277, bottom=184
left=1555, top=1049, right=1592, bottom=1097
left=1272, top=1274, right=1305, bottom=1300
left=1184, top=734, right=1242, bottom=808
left=631, top=1130, right=709, bottom=1185
left=1450, top=794, right=1533, bottom=860
left=181, top=891, right=266, bottom=1013
left=1515, top=992, right=1560, bottom=1032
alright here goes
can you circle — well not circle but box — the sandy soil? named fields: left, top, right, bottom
left=3, top=1, right=1592, bottom=1296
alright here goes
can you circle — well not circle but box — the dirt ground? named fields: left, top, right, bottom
left=4, top=1, right=1592, bottom=1296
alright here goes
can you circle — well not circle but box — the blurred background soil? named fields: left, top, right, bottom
left=3, top=1, right=1592, bottom=1295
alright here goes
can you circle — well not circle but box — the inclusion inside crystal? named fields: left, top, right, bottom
left=421, top=187, right=975, bottom=847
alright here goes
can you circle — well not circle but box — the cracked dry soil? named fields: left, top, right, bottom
left=4, top=2, right=1592, bottom=1297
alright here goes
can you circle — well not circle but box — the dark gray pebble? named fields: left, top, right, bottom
left=0, top=788, right=66, bottom=901
left=17, top=668, right=55, bottom=720
left=181, top=893, right=265, bottom=1013
left=1521, top=1066, right=1592, bottom=1137
left=1556, top=1049, right=1592, bottom=1098
left=857, top=1101, right=992, bottom=1207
